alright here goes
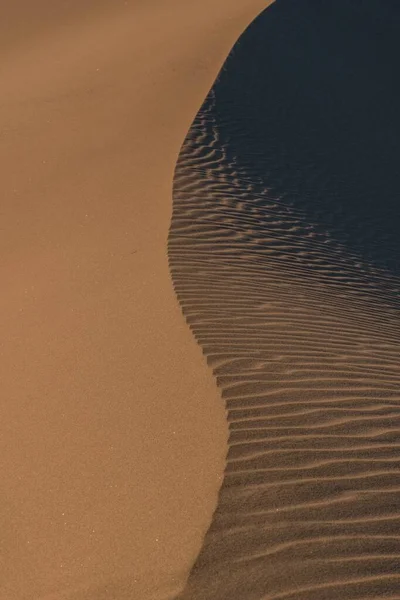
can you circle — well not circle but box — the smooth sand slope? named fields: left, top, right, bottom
left=170, top=1, right=400, bottom=598
left=0, top=1, right=271, bottom=599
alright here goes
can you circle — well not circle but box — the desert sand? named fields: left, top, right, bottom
left=171, top=1, right=400, bottom=598
left=0, top=1, right=271, bottom=599
left=4, top=1, right=400, bottom=599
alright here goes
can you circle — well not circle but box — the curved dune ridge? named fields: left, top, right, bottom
left=169, top=1, right=400, bottom=598
left=2, top=2, right=275, bottom=599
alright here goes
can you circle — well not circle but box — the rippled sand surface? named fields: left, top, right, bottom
left=170, top=1, right=400, bottom=598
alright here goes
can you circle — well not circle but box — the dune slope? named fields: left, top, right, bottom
left=1, top=1, right=270, bottom=598
left=170, top=1, right=400, bottom=598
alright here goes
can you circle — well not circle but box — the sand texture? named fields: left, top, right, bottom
left=1, top=1, right=270, bottom=598
left=170, top=1, right=400, bottom=598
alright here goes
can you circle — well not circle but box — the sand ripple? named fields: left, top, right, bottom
left=169, top=1, right=400, bottom=598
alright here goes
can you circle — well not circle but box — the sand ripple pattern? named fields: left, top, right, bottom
left=169, top=1, right=400, bottom=598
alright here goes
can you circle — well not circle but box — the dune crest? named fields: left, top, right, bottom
left=1, top=1, right=270, bottom=598
left=170, top=1, right=400, bottom=597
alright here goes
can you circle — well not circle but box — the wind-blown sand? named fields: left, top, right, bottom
left=1, top=1, right=271, bottom=599
left=170, top=0, right=400, bottom=598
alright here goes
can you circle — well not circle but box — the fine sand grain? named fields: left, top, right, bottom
left=170, top=1, right=400, bottom=598
left=0, top=1, right=271, bottom=598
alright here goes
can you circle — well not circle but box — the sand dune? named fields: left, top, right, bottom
left=1, top=1, right=270, bottom=598
left=170, top=1, right=400, bottom=598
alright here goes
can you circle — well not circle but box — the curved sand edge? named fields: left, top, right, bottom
left=0, top=1, right=272, bottom=598
left=170, top=1, right=400, bottom=598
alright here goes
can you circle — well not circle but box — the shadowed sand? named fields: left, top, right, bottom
left=170, top=1, right=400, bottom=598
left=0, top=1, right=271, bottom=598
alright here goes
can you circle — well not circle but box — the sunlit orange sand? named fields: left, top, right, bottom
left=1, top=1, right=270, bottom=598
left=3, top=1, right=400, bottom=599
